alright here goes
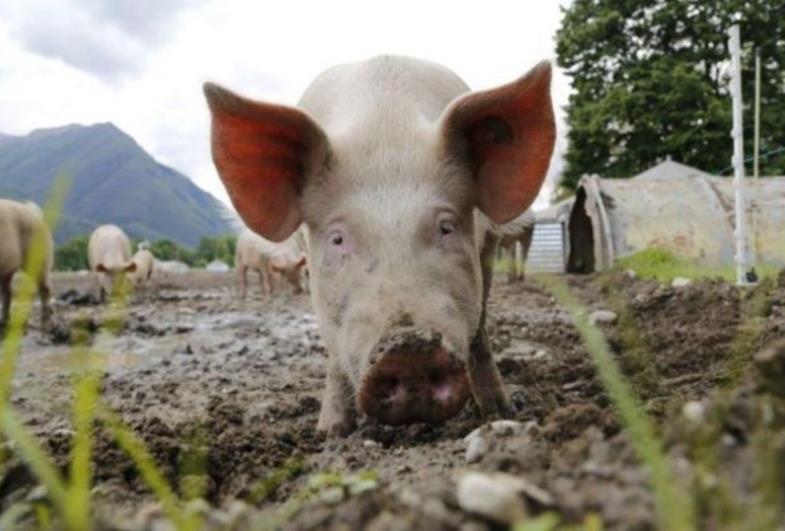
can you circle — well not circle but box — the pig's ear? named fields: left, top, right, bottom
left=204, top=82, right=330, bottom=242
left=439, top=61, right=555, bottom=224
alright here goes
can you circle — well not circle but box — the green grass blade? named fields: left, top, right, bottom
left=0, top=177, right=71, bottom=525
left=0, top=409, right=68, bottom=512
left=98, top=404, right=185, bottom=529
left=0, top=175, right=68, bottom=407
left=537, top=275, right=695, bottom=531
left=65, top=347, right=104, bottom=531
left=63, top=253, right=133, bottom=530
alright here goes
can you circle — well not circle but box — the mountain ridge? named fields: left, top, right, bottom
left=0, top=123, right=232, bottom=246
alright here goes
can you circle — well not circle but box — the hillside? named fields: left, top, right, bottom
left=0, top=123, right=232, bottom=246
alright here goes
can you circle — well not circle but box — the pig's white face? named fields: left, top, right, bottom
left=304, top=153, right=484, bottom=388
left=205, top=56, right=555, bottom=428
left=96, top=262, right=135, bottom=295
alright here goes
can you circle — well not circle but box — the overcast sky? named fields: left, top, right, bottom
left=0, top=0, right=570, bottom=210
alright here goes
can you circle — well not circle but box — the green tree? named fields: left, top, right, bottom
left=55, top=236, right=89, bottom=271
left=195, top=235, right=237, bottom=266
left=149, top=239, right=194, bottom=265
left=556, top=0, right=785, bottom=190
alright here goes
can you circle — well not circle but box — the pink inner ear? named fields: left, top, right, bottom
left=205, top=83, right=329, bottom=242
left=443, top=62, right=556, bottom=224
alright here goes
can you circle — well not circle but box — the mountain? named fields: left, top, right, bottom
left=0, top=123, right=232, bottom=246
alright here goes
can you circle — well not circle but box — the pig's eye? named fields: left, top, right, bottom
left=438, top=219, right=456, bottom=237
left=329, top=231, right=344, bottom=246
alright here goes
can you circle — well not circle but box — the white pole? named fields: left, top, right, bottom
left=752, top=49, right=761, bottom=266
left=754, top=49, right=761, bottom=181
left=728, top=25, right=749, bottom=285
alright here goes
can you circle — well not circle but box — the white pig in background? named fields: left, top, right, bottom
left=0, top=199, right=53, bottom=332
left=235, top=229, right=307, bottom=299
left=205, top=55, right=555, bottom=435
left=88, top=224, right=136, bottom=302
left=129, top=248, right=155, bottom=295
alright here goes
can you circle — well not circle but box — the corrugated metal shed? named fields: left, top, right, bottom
left=527, top=222, right=567, bottom=273
left=566, top=163, right=785, bottom=272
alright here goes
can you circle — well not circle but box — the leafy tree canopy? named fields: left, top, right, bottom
left=556, top=0, right=785, bottom=189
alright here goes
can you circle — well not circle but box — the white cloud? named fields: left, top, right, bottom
left=0, top=0, right=571, bottom=210
left=0, top=0, right=206, bottom=79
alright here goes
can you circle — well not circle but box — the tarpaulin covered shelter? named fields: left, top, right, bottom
left=565, top=161, right=785, bottom=273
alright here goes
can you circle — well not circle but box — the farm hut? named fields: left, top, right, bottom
left=565, top=161, right=785, bottom=273
left=155, top=260, right=190, bottom=274
left=206, top=260, right=231, bottom=272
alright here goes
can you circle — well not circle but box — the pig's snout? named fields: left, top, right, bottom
left=357, top=328, right=470, bottom=425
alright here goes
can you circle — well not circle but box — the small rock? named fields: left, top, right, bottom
left=397, top=464, right=412, bottom=474
left=463, top=420, right=536, bottom=463
left=682, top=401, right=705, bottom=423
left=489, top=419, right=528, bottom=435
left=464, top=431, right=489, bottom=463
left=589, top=310, right=618, bottom=325
left=671, top=277, right=692, bottom=288
left=362, top=439, right=380, bottom=449
left=625, top=269, right=638, bottom=280
left=721, top=433, right=737, bottom=447
left=25, top=485, right=48, bottom=503
left=320, top=486, right=345, bottom=505
left=456, top=472, right=527, bottom=525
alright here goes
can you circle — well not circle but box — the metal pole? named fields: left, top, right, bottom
left=754, top=49, right=761, bottom=181
left=728, top=25, right=748, bottom=285
left=752, top=49, right=761, bottom=266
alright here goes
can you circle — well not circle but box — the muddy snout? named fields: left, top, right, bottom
left=357, top=328, right=470, bottom=425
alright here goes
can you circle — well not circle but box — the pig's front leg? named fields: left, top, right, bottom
left=468, top=231, right=513, bottom=419
left=468, top=325, right=513, bottom=418
left=317, top=359, right=357, bottom=436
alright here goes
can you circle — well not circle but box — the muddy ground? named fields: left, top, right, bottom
left=2, top=268, right=785, bottom=530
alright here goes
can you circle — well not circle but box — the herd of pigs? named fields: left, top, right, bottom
left=0, top=200, right=309, bottom=323
left=2, top=55, right=554, bottom=438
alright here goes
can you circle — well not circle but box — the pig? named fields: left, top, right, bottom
left=88, top=224, right=136, bottom=302
left=497, top=210, right=535, bottom=282
left=204, top=55, right=555, bottom=435
left=0, top=199, right=53, bottom=332
left=235, top=229, right=307, bottom=299
left=128, top=248, right=155, bottom=295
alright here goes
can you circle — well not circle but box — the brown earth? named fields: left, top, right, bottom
left=1, top=269, right=785, bottom=530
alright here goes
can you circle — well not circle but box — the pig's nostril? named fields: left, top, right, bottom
left=380, top=378, right=402, bottom=408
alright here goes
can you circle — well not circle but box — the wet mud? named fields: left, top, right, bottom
left=2, top=269, right=785, bottom=529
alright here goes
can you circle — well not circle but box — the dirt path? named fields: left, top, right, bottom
left=2, top=270, right=785, bottom=530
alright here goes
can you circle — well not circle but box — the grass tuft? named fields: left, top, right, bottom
left=0, top=176, right=192, bottom=530
left=537, top=275, right=695, bottom=531
left=98, top=404, right=186, bottom=529
left=615, top=247, right=780, bottom=284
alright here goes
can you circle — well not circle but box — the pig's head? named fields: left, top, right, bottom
left=205, top=61, right=554, bottom=425
left=268, top=255, right=307, bottom=295
left=96, top=262, right=137, bottom=294
left=96, top=262, right=137, bottom=278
